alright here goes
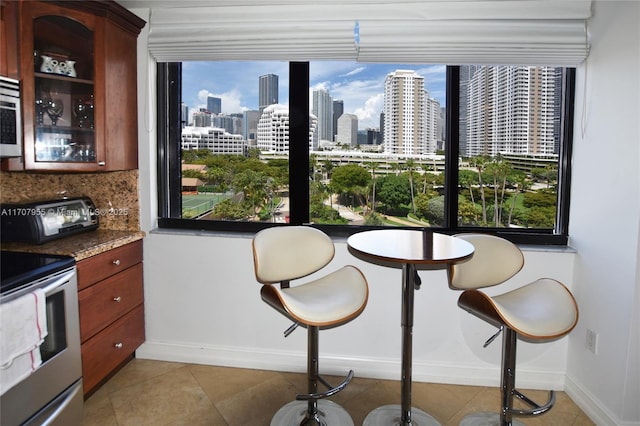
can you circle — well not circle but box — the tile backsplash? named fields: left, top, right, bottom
left=0, top=170, right=139, bottom=231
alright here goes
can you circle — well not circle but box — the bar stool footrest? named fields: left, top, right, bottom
left=506, top=389, right=556, bottom=417
left=296, top=370, right=354, bottom=401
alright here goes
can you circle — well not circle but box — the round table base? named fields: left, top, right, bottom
left=270, top=400, right=354, bottom=426
left=459, top=412, right=525, bottom=426
left=363, top=404, right=440, bottom=426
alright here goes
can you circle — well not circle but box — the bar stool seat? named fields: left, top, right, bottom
left=253, top=226, right=369, bottom=426
left=448, top=233, right=578, bottom=426
left=458, top=278, right=578, bottom=340
left=261, top=265, right=369, bottom=327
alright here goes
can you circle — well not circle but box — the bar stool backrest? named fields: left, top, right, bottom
left=448, top=233, right=524, bottom=290
left=253, top=226, right=335, bottom=284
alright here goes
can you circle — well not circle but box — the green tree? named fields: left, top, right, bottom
left=323, top=159, right=334, bottom=180
left=212, top=199, right=250, bottom=220
left=182, top=169, right=204, bottom=178
left=363, top=211, right=385, bottom=225
left=233, top=169, right=267, bottom=217
left=376, top=174, right=411, bottom=215
left=424, top=195, right=445, bottom=226
left=485, top=157, right=512, bottom=226
left=330, top=164, right=371, bottom=208
left=247, top=147, right=261, bottom=159
left=469, top=156, right=490, bottom=224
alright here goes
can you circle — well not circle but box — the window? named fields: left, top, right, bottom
left=157, top=62, right=574, bottom=245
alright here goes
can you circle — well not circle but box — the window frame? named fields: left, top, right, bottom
left=156, top=62, right=575, bottom=245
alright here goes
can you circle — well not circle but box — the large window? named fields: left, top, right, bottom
left=157, top=62, right=574, bottom=245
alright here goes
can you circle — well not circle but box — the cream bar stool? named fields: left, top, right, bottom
left=447, top=234, right=578, bottom=426
left=252, top=226, right=369, bottom=426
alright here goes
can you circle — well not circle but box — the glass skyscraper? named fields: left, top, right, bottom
left=259, top=74, right=278, bottom=112
left=207, top=96, right=221, bottom=114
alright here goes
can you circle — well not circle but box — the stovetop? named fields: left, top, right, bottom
left=0, top=251, right=75, bottom=295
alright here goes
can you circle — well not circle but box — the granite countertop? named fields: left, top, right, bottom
left=0, top=229, right=145, bottom=261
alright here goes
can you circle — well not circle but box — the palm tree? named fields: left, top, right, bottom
left=323, top=159, right=334, bottom=180
left=507, top=173, right=531, bottom=226
left=368, top=161, right=379, bottom=213
left=470, top=156, right=489, bottom=224
left=486, top=157, right=512, bottom=226
left=459, top=170, right=477, bottom=206
left=406, top=158, right=416, bottom=215
left=309, top=153, right=318, bottom=181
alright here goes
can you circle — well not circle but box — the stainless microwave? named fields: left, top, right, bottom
left=0, top=76, right=22, bottom=158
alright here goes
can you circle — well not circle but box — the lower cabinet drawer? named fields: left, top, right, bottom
left=79, top=263, right=144, bottom=343
left=81, top=305, right=145, bottom=394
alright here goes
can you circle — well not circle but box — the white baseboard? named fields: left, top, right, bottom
left=136, top=341, right=566, bottom=390
left=564, top=375, right=639, bottom=426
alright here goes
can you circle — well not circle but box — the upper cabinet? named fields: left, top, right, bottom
left=3, top=1, right=145, bottom=172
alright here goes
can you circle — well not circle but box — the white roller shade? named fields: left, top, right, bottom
left=356, top=1, right=592, bottom=66
left=138, top=0, right=591, bottom=65
left=147, top=4, right=357, bottom=61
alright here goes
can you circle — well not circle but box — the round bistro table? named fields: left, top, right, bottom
left=347, top=230, right=474, bottom=426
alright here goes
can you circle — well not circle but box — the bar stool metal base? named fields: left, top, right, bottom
left=363, top=404, right=440, bottom=426
left=460, top=412, right=525, bottom=426
left=270, top=400, right=354, bottom=426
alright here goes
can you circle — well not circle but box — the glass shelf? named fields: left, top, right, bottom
left=32, top=15, right=95, bottom=164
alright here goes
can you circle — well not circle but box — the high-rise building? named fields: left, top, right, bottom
left=181, top=126, right=245, bottom=155
left=192, top=109, right=213, bottom=127
left=332, top=100, right=344, bottom=141
left=243, top=110, right=260, bottom=146
left=181, top=103, right=189, bottom=127
left=337, top=113, right=358, bottom=147
left=313, top=89, right=333, bottom=142
left=383, top=70, right=427, bottom=155
left=211, top=114, right=242, bottom=135
left=424, top=90, right=441, bottom=154
left=366, top=128, right=381, bottom=145
left=207, top=96, right=221, bottom=114
left=459, top=65, right=480, bottom=156
left=259, top=74, right=278, bottom=112
left=466, top=66, right=558, bottom=157
left=256, top=104, right=317, bottom=153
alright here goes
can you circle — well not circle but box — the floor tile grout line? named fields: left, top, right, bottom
left=184, top=364, right=231, bottom=426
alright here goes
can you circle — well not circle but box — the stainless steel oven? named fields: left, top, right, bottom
left=1, top=251, right=83, bottom=426
left=0, top=76, right=22, bottom=158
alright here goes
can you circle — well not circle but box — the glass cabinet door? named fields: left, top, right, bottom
left=32, top=15, right=96, bottom=164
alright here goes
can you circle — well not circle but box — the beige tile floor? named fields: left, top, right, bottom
left=82, top=359, right=594, bottom=426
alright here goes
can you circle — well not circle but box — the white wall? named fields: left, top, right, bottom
left=133, top=2, right=640, bottom=425
left=139, top=231, right=576, bottom=390
left=565, top=2, right=640, bottom=425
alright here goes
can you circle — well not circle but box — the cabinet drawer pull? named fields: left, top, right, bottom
left=112, top=259, right=121, bottom=266
left=114, top=342, right=123, bottom=349
left=113, top=296, right=122, bottom=302
left=98, top=161, right=106, bottom=166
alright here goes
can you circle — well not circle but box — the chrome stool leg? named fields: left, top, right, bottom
left=270, top=326, right=354, bottom=426
left=460, top=328, right=555, bottom=426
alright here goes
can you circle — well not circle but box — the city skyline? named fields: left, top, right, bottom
left=182, top=61, right=446, bottom=130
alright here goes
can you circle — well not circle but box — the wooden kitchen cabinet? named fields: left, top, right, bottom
left=77, top=240, right=144, bottom=395
left=3, top=1, right=145, bottom=172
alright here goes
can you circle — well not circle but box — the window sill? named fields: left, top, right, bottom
left=149, top=227, right=576, bottom=253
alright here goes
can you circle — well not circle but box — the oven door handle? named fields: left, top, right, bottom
left=39, top=381, right=83, bottom=426
left=41, top=270, right=74, bottom=296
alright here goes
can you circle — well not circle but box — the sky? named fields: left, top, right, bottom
left=182, top=61, right=446, bottom=130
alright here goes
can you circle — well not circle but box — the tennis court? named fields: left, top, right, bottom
left=182, top=194, right=231, bottom=218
